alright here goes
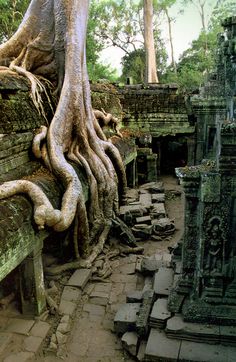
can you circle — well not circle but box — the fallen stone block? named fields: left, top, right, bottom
left=136, top=215, right=152, bottom=225
left=152, top=217, right=173, bottom=231
left=141, top=255, right=164, bottom=274
left=121, top=331, right=139, bottom=357
left=114, top=303, right=141, bottom=335
left=139, top=193, right=152, bottom=208
left=66, top=268, right=92, bottom=290
left=136, top=290, right=155, bottom=337
left=151, top=193, right=165, bottom=203
left=150, top=203, right=166, bottom=219
left=126, top=291, right=143, bottom=303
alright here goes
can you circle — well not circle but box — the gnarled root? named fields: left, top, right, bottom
left=94, top=108, right=123, bottom=138
left=0, top=180, right=61, bottom=229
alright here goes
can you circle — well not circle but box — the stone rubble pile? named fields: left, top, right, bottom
left=120, top=182, right=175, bottom=241
left=113, top=251, right=236, bottom=361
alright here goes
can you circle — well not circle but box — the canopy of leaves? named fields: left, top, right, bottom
left=0, top=0, right=29, bottom=43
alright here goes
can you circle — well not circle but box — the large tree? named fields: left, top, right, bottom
left=0, top=0, right=127, bottom=265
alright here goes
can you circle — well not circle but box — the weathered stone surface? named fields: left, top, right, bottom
left=151, top=193, right=165, bottom=203
left=90, top=291, right=109, bottom=306
left=114, top=303, right=140, bottom=335
left=121, top=331, right=138, bottom=357
left=179, top=340, right=236, bottom=362
left=66, top=269, right=92, bottom=290
left=0, top=333, right=12, bottom=355
left=150, top=298, right=171, bottom=329
left=126, top=291, right=143, bottom=303
left=150, top=203, right=166, bottom=218
left=6, top=318, right=35, bottom=335
left=83, top=303, right=105, bottom=316
left=29, top=321, right=50, bottom=339
left=58, top=300, right=77, bottom=316
left=145, top=329, right=181, bottom=361
left=166, top=315, right=220, bottom=343
left=136, top=215, right=152, bottom=224
left=24, top=335, right=44, bottom=353
left=61, top=286, right=82, bottom=302
left=139, top=193, right=152, bottom=207
left=141, top=254, right=164, bottom=273
left=153, top=267, right=174, bottom=296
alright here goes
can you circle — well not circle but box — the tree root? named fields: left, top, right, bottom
left=0, top=292, right=15, bottom=309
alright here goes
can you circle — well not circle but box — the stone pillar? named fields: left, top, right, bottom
left=187, top=137, right=196, bottom=166
left=19, top=237, right=46, bottom=315
left=146, top=154, right=157, bottom=182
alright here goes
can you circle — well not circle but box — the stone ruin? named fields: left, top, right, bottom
left=113, top=16, right=236, bottom=361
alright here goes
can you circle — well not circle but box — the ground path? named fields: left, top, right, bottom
left=0, top=175, right=184, bottom=362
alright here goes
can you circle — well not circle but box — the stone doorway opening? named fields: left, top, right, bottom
left=153, top=136, right=188, bottom=175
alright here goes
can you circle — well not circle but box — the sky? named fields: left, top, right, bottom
left=99, top=1, right=217, bottom=75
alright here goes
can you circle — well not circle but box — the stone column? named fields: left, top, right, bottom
left=19, top=237, right=46, bottom=315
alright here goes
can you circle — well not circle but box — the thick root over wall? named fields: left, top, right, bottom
left=0, top=0, right=127, bottom=260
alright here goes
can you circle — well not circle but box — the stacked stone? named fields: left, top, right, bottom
left=120, top=181, right=175, bottom=242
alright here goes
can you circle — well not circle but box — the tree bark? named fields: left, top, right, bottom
left=143, top=0, right=159, bottom=83
left=0, top=0, right=127, bottom=260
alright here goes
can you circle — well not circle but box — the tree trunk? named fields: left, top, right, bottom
left=143, top=0, right=159, bottom=84
left=0, top=0, right=127, bottom=260
left=164, top=7, right=177, bottom=73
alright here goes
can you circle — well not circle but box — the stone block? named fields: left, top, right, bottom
left=153, top=267, right=174, bottom=296
left=141, top=255, right=164, bottom=273
left=166, top=315, right=220, bottom=343
left=24, top=335, right=44, bottom=353
left=145, top=329, right=181, bottom=361
left=6, top=318, right=35, bottom=335
left=66, top=269, right=92, bottom=290
left=151, top=193, right=165, bottom=203
left=121, top=331, right=138, bottom=357
left=150, top=298, right=171, bottom=328
left=137, top=340, right=147, bottom=361
left=59, top=300, right=77, bottom=316
left=136, top=215, right=152, bottom=224
left=30, top=321, right=50, bottom=338
left=150, top=203, right=166, bottom=218
left=114, top=303, right=140, bottom=335
left=90, top=291, right=109, bottom=306
left=61, top=286, right=82, bottom=302
left=139, top=193, right=152, bottom=208
left=126, top=291, right=143, bottom=303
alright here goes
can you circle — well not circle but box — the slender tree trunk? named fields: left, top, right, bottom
left=164, top=7, right=176, bottom=73
left=143, top=0, right=158, bottom=83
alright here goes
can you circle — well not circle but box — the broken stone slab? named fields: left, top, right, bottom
left=121, top=331, right=139, bottom=357
left=136, top=215, right=152, bottom=225
left=137, top=340, right=147, bottom=361
left=166, top=315, right=220, bottom=344
left=61, top=286, right=82, bottom=303
left=142, top=276, right=154, bottom=293
left=151, top=193, right=165, bottom=203
left=6, top=318, right=35, bottom=335
left=24, top=335, right=44, bottom=353
left=145, top=329, right=181, bottom=361
left=89, top=291, right=109, bottom=306
left=153, top=267, right=174, bottom=296
left=120, top=204, right=146, bottom=217
left=150, top=203, right=166, bottom=219
left=114, top=303, right=141, bottom=335
left=139, top=193, right=152, bottom=208
left=66, top=268, right=92, bottom=290
left=150, top=298, right=171, bottom=329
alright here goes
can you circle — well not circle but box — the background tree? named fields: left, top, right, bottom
left=0, top=0, right=29, bottom=43
left=143, top=0, right=158, bottom=82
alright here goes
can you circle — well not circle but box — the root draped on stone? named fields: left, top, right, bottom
left=0, top=0, right=127, bottom=259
